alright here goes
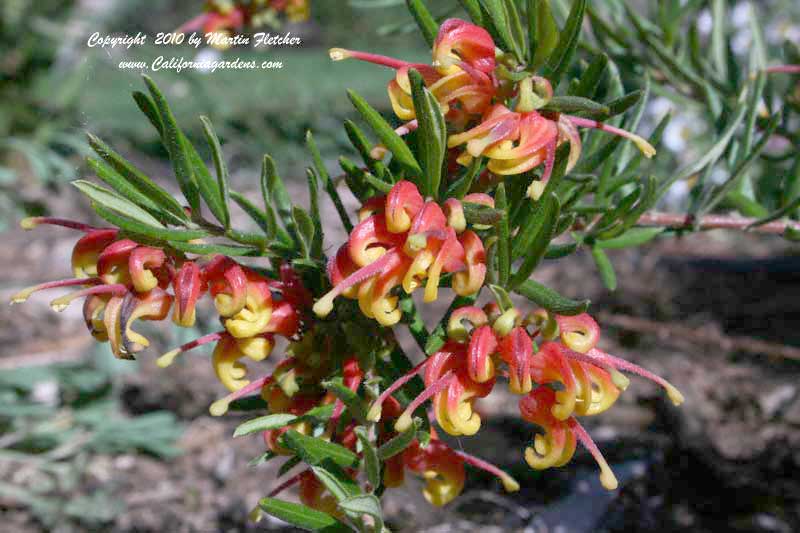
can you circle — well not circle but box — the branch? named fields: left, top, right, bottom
left=636, top=211, right=800, bottom=235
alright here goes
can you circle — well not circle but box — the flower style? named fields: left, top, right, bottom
left=366, top=303, right=683, bottom=491
left=312, top=180, right=487, bottom=326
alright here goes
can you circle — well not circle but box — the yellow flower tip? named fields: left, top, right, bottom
left=156, top=349, right=181, bottom=369
left=312, top=296, right=334, bottom=318
left=328, top=47, right=351, bottom=61
left=633, top=135, right=656, bottom=159
left=9, top=288, right=34, bottom=305
left=527, top=181, right=545, bottom=201
left=608, top=368, right=630, bottom=391
left=600, top=467, right=619, bottom=491
left=666, top=383, right=685, bottom=406
left=209, top=399, right=230, bottom=417
left=248, top=506, right=263, bottom=524
left=500, top=474, right=520, bottom=493
left=49, top=296, right=72, bottom=313
left=394, top=413, right=413, bottom=433
left=492, top=308, right=520, bottom=337
left=20, top=217, right=39, bottom=230
left=366, top=404, right=382, bottom=423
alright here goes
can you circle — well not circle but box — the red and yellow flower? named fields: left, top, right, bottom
left=313, top=180, right=487, bottom=326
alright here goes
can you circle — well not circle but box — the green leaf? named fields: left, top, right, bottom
left=292, top=206, right=315, bottom=258
left=515, top=279, right=590, bottom=315
left=131, top=91, right=164, bottom=135
left=347, top=90, right=422, bottom=176
left=86, top=158, right=181, bottom=225
left=409, top=69, right=447, bottom=198
left=310, top=460, right=363, bottom=503
left=86, top=133, right=186, bottom=222
left=306, top=169, right=324, bottom=258
left=339, top=494, right=384, bottom=533
left=168, top=241, right=260, bottom=257
left=343, top=120, right=390, bottom=184
left=281, top=430, right=359, bottom=469
left=480, top=0, right=522, bottom=61
left=90, top=203, right=206, bottom=242
left=307, top=131, right=353, bottom=233
left=543, top=96, right=609, bottom=118
left=230, top=190, right=275, bottom=240
left=142, top=75, right=200, bottom=212
left=354, top=427, right=380, bottom=490
left=459, top=0, right=485, bottom=25
left=591, top=246, right=617, bottom=291
left=445, top=156, right=483, bottom=199
left=528, top=0, right=559, bottom=70
left=606, top=90, right=643, bottom=117
left=569, top=53, right=608, bottom=98
left=543, top=0, right=587, bottom=85
left=597, top=227, right=663, bottom=249
left=495, top=183, right=510, bottom=285
left=406, top=0, right=439, bottom=47
left=258, top=498, right=350, bottom=532
left=377, top=419, right=419, bottom=459
left=73, top=180, right=164, bottom=228
left=463, top=202, right=504, bottom=226
left=510, top=192, right=560, bottom=289
left=233, top=414, right=298, bottom=438
left=259, top=156, right=292, bottom=244
left=199, top=116, right=231, bottom=228
left=278, top=455, right=302, bottom=476
left=544, top=241, right=578, bottom=259
left=489, top=284, right=514, bottom=311
left=323, top=378, right=368, bottom=424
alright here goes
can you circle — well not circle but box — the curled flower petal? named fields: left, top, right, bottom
left=433, top=19, right=496, bottom=74
left=172, top=261, right=204, bottom=327
left=129, top=247, right=167, bottom=293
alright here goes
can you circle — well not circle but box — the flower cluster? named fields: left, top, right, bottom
left=367, top=305, right=683, bottom=491
left=331, top=18, right=656, bottom=198
left=180, top=0, right=310, bottom=45
left=11, top=217, right=307, bottom=394
left=313, top=180, right=488, bottom=325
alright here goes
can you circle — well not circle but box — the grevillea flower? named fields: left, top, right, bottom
left=313, top=181, right=487, bottom=325
left=447, top=75, right=656, bottom=197
left=10, top=218, right=176, bottom=359
left=366, top=303, right=683, bottom=491
left=329, top=18, right=497, bottom=132
left=157, top=257, right=303, bottom=392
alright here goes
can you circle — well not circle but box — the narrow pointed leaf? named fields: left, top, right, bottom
left=495, top=183, right=510, bottom=285
left=543, top=0, right=587, bottom=85
left=354, top=427, right=380, bottom=490
left=307, top=131, right=353, bottom=233
left=347, top=90, right=421, bottom=176
left=377, top=418, right=419, bottom=459
left=86, top=133, right=186, bottom=222
left=543, top=96, right=609, bottom=118
left=529, top=0, right=559, bottom=70
left=597, top=227, right=663, bottom=249
left=510, top=192, right=560, bottom=288
left=199, top=116, right=231, bottom=228
left=406, top=0, right=438, bottom=47
left=142, top=75, right=200, bottom=211
left=73, top=180, right=164, bottom=228
left=233, top=414, right=298, bottom=438
left=281, top=430, right=359, bottom=469
left=339, top=494, right=384, bottom=533
left=591, top=246, right=617, bottom=291
left=323, top=378, right=367, bottom=424
left=258, top=498, right=350, bottom=533
left=515, top=279, right=590, bottom=315
left=409, top=69, right=446, bottom=198
left=291, top=206, right=314, bottom=258
left=89, top=203, right=207, bottom=242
